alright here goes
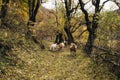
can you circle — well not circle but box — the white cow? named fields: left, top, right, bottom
left=50, top=43, right=58, bottom=51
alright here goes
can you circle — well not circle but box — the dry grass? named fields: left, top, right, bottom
left=0, top=43, right=116, bottom=80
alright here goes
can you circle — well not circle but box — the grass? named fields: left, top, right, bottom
left=0, top=43, right=117, bottom=80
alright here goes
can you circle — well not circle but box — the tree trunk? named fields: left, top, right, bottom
left=27, top=0, right=44, bottom=49
left=27, top=0, right=41, bottom=37
left=27, top=0, right=35, bottom=26
left=27, top=0, right=41, bottom=26
left=78, top=0, right=101, bottom=55
left=1, top=0, right=9, bottom=28
left=85, top=30, right=96, bottom=55
left=85, top=13, right=98, bottom=55
left=64, top=27, right=74, bottom=44
left=54, top=33, right=64, bottom=44
left=64, top=0, right=74, bottom=44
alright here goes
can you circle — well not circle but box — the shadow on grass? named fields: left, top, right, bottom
left=0, top=52, right=26, bottom=76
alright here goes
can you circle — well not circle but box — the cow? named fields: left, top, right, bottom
left=49, top=42, right=65, bottom=51
left=69, top=43, right=77, bottom=56
left=58, top=42, right=65, bottom=51
left=49, top=43, right=58, bottom=51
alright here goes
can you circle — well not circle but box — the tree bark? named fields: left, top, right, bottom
left=85, top=30, right=96, bottom=54
left=1, top=0, right=9, bottom=28
left=54, top=33, right=64, bottom=44
left=64, top=0, right=74, bottom=44
left=64, top=27, right=74, bottom=44
left=27, top=0, right=41, bottom=36
left=27, top=0, right=44, bottom=49
left=27, top=0, right=41, bottom=26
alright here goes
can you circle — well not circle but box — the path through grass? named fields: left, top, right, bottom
left=0, top=45, right=116, bottom=80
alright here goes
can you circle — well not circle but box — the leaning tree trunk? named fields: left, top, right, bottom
left=1, top=0, right=9, bottom=28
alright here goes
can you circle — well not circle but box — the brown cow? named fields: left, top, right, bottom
left=58, top=42, right=65, bottom=51
left=69, top=43, right=77, bottom=56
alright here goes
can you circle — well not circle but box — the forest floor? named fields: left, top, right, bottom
left=0, top=41, right=116, bottom=80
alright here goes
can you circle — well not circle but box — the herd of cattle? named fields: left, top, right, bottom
left=49, top=41, right=78, bottom=56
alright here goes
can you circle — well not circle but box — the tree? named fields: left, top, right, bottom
left=27, top=0, right=40, bottom=39
left=27, top=0, right=45, bottom=49
left=1, top=0, right=9, bottom=28
left=27, top=0, right=42, bottom=26
left=64, top=0, right=79, bottom=44
left=78, top=0, right=111, bottom=55
left=27, top=0, right=43, bottom=37
left=49, top=0, right=79, bottom=44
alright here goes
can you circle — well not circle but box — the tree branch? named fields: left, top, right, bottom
left=71, top=22, right=86, bottom=33
left=34, top=0, right=41, bottom=19
left=99, top=0, right=110, bottom=11
left=70, top=2, right=79, bottom=13
left=78, top=0, right=91, bottom=32
left=46, top=10, right=60, bottom=25
left=78, top=29, right=87, bottom=38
